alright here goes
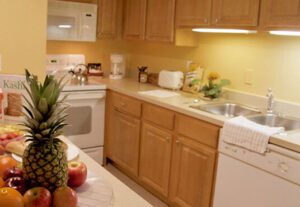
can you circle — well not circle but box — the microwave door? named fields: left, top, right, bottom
left=80, top=12, right=97, bottom=41
left=47, top=13, right=80, bottom=41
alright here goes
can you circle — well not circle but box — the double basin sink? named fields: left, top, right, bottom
left=190, top=102, right=300, bottom=131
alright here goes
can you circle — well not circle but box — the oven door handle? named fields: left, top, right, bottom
left=64, top=92, right=106, bottom=101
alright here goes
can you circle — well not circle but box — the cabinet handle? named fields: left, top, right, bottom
left=176, top=140, right=180, bottom=145
left=215, top=19, right=218, bottom=23
left=204, top=18, right=208, bottom=23
left=120, top=102, right=126, bottom=107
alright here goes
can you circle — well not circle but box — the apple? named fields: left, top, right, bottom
left=7, top=133, right=19, bottom=139
left=23, top=187, right=51, bottom=207
left=53, top=186, right=78, bottom=207
left=5, top=176, right=27, bottom=194
left=3, top=166, right=23, bottom=180
left=67, top=161, right=87, bottom=188
left=0, top=134, right=8, bottom=141
left=0, top=145, right=4, bottom=155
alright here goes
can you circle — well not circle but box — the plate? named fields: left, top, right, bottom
left=76, top=172, right=114, bottom=207
left=12, top=142, right=79, bottom=162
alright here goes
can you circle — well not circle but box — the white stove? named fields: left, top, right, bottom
left=62, top=82, right=106, bottom=92
left=61, top=83, right=106, bottom=165
left=47, top=54, right=106, bottom=165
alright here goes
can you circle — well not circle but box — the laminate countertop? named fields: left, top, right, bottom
left=62, top=137, right=153, bottom=207
left=89, top=77, right=300, bottom=153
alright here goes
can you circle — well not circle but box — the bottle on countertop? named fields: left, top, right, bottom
left=138, top=66, right=148, bottom=83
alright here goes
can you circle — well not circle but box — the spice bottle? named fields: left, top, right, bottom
left=138, top=66, right=148, bottom=83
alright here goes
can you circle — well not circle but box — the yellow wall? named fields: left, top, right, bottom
left=47, top=33, right=300, bottom=103
left=0, top=0, right=47, bottom=79
left=47, top=39, right=129, bottom=74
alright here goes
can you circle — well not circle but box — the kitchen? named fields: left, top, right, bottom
left=0, top=0, right=300, bottom=207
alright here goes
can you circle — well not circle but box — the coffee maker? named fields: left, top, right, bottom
left=109, top=54, right=125, bottom=79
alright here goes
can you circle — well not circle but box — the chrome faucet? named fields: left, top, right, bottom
left=266, top=88, right=274, bottom=114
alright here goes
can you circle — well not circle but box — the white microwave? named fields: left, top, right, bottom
left=47, top=0, right=97, bottom=42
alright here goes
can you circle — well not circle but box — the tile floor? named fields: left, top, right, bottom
left=105, top=164, right=169, bottom=207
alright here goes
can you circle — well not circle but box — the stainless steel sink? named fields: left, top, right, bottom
left=247, top=114, right=300, bottom=131
left=190, top=102, right=261, bottom=117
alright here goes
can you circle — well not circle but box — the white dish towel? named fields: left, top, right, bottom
left=220, top=116, right=284, bottom=153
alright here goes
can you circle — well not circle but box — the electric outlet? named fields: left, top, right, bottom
left=244, top=69, right=253, bottom=85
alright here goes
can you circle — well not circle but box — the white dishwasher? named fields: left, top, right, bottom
left=213, top=137, right=300, bottom=207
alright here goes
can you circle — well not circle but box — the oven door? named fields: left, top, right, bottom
left=61, top=91, right=106, bottom=149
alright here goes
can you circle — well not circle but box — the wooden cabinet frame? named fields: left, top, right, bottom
left=104, top=90, right=220, bottom=207
left=176, top=0, right=260, bottom=29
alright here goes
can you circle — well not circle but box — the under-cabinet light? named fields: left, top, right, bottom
left=269, top=31, right=300, bottom=36
left=192, top=28, right=257, bottom=34
left=58, top=24, right=72, bottom=29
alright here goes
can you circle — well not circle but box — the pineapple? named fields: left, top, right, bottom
left=21, top=69, right=68, bottom=192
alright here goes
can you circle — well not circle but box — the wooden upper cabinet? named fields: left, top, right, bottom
left=176, top=0, right=212, bottom=27
left=61, top=0, right=97, bottom=3
left=123, top=0, right=147, bottom=40
left=260, top=0, right=300, bottom=29
left=97, top=0, right=122, bottom=38
left=145, top=0, right=176, bottom=42
left=139, top=123, right=172, bottom=196
left=110, top=110, right=140, bottom=176
left=212, top=0, right=260, bottom=27
left=169, top=137, right=216, bottom=207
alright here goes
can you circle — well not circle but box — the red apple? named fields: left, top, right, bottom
left=0, top=145, right=4, bottom=155
left=23, top=187, right=51, bottom=207
left=68, top=161, right=87, bottom=188
left=5, top=176, right=27, bottom=194
left=53, top=186, right=78, bottom=207
left=3, top=166, right=23, bottom=180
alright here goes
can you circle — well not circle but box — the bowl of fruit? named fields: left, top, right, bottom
left=0, top=155, right=88, bottom=207
left=0, top=125, right=24, bottom=147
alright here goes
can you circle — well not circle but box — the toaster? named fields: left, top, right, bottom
left=158, top=70, right=184, bottom=90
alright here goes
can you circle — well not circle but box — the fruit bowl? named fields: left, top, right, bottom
left=0, top=125, right=24, bottom=147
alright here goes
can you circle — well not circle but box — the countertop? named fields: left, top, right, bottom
left=62, top=137, right=152, bottom=207
left=89, top=77, right=300, bottom=153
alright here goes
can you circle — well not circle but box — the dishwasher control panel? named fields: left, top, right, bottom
left=219, top=140, right=300, bottom=185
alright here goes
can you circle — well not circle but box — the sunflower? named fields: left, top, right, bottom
left=207, top=72, right=220, bottom=81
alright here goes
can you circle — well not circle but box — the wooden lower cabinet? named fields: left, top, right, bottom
left=105, top=91, right=219, bottom=207
left=169, top=136, right=216, bottom=207
left=110, top=109, right=140, bottom=176
left=139, top=123, right=173, bottom=196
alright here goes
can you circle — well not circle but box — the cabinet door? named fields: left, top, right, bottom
left=60, top=0, right=97, bottom=3
left=111, top=110, right=140, bottom=176
left=212, top=0, right=260, bottom=27
left=123, top=0, right=147, bottom=40
left=145, top=0, right=175, bottom=42
left=176, top=0, right=212, bottom=28
left=97, top=0, right=122, bottom=38
left=139, top=123, right=172, bottom=196
left=169, top=137, right=216, bottom=207
left=260, top=0, right=300, bottom=29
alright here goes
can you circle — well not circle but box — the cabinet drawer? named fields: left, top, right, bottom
left=111, top=92, right=142, bottom=117
left=176, top=114, right=219, bottom=148
left=143, top=103, right=175, bottom=130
